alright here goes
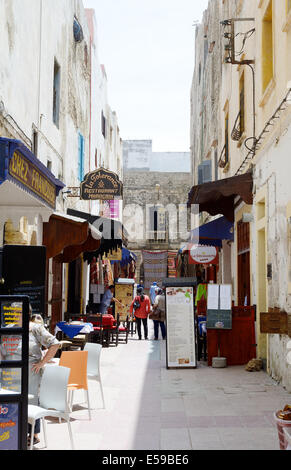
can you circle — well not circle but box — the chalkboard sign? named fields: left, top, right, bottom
left=1, top=246, right=46, bottom=316
left=207, top=284, right=232, bottom=330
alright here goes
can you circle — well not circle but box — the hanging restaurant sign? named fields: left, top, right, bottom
left=80, top=167, right=123, bottom=201
left=8, top=150, right=56, bottom=208
left=188, top=244, right=219, bottom=265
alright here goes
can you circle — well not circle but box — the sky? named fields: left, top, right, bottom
left=83, top=0, right=209, bottom=152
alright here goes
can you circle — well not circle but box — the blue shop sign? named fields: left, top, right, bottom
left=0, top=138, right=65, bottom=208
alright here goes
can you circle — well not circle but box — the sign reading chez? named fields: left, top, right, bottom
left=80, top=168, right=123, bottom=201
left=9, top=150, right=56, bottom=208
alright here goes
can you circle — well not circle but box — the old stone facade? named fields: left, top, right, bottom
left=190, top=0, right=291, bottom=390
left=122, top=140, right=191, bottom=282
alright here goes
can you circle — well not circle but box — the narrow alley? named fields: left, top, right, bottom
left=38, top=325, right=290, bottom=451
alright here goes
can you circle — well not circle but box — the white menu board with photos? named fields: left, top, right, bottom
left=165, top=286, right=196, bottom=369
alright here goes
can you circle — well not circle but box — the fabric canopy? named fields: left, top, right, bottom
left=187, top=171, right=253, bottom=222
left=190, top=216, right=234, bottom=248
left=43, top=212, right=102, bottom=260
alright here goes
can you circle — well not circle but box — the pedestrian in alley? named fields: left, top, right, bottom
left=130, top=286, right=151, bottom=340
left=149, top=281, right=158, bottom=305
left=152, top=287, right=166, bottom=340
left=99, top=284, right=124, bottom=315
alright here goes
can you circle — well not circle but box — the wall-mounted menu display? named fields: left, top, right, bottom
left=207, top=284, right=232, bottom=329
left=165, top=286, right=196, bottom=369
left=0, top=296, right=29, bottom=450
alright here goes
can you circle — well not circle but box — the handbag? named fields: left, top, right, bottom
left=149, top=305, right=162, bottom=321
left=133, top=298, right=141, bottom=310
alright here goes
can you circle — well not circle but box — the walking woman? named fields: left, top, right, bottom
left=130, top=287, right=151, bottom=340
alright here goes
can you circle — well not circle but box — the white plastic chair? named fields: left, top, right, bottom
left=27, top=365, right=74, bottom=450
left=84, top=343, right=105, bottom=409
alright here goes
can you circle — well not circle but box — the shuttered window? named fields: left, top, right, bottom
left=78, top=132, right=85, bottom=181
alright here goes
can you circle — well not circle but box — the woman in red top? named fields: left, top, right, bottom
left=130, top=287, right=151, bottom=340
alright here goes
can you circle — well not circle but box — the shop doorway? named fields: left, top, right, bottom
left=50, top=258, right=63, bottom=332
left=67, top=257, right=82, bottom=313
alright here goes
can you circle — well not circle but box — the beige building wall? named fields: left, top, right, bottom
left=190, top=0, right=291, bottom=389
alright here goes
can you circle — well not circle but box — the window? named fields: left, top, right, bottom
left=239, top=72, right=245, bottom=136
left=225, top=111, right=229, bottom=164
left=32, top=130, right=38, bottom=156
left=95, top=149, right=98, bottom=168
left=53, top=59, right=61, bottom=128
left=73, top=17, right=84, bottom=43
left=101, top=111, right=106, bottom=138
left=148, top=206, right=166, bottom=241
left=262, top=1, right=273, bottom=93
left=47, top=160, right=52, bottom=171
left=78, top=132, right=85, bottom=181
left=198, top=160, right=212, bottom=185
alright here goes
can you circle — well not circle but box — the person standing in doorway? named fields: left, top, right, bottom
left=130, top=287, right=151, bottom=340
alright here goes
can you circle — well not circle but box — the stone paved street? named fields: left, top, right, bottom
left=32, top=324, right=291, bottom=451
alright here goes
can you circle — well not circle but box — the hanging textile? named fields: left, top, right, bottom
left=195, top=283, right=208, bottom=306
left=142, top=250, right=168, bottom=289
left=167, top=251, right=177, bottom=278
left=90, top=256, right=98, bottom=284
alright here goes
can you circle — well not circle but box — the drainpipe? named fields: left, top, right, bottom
left=37, top=0, right=43, bottom=129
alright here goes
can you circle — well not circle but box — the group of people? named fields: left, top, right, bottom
left=129, top=281, right=166, bottom=341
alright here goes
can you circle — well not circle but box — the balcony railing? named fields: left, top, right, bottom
left=231, top=110, right=243, bottom=141
left=218, top=144, right=229, bottom=169
left=146, top=231, right=167, bottom=242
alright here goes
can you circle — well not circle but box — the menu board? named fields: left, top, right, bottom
left=0, top=295, right=29, bottom=450
left=207, top=284, right=232, bottom=329
left=115, top=283, right=134, bottom=321
left=1, top=302, right=22, bottom=328
left=0, top=402, right=19, bottom=450
left=166, top=287, right=196, bottom=369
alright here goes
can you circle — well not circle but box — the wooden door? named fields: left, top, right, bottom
left=237, top=220, right=250, bottom=306
left=50, top=258, right=63, bottom=333
left=67, top=258, right=82, bottom=313
left=207, top=306, right=256, bottom=366
left=237, top=251, right=250, bottom=305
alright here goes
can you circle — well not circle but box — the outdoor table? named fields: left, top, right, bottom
left=55, top=322, right=94, bottom=339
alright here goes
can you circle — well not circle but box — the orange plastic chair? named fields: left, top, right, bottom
left=59, top=350, right=91, bottom=420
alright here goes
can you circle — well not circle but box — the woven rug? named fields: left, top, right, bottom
left=167, top=251, right=177, bottom=278
left=142, top=250, right=168, bottom=289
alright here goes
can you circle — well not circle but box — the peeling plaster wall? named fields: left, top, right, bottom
left=255, top=123, right=291, bottom=391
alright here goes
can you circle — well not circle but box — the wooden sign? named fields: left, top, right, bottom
left=80, top=167, right=123, bottom=201
left=260, top=311, right=291, bottom=336
left=9, top=150, right=56, bottom=208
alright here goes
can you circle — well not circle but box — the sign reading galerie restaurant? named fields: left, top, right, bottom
left=8, top=150, right=56, bottom=208
left=80, top=167, right=123, bottom=201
